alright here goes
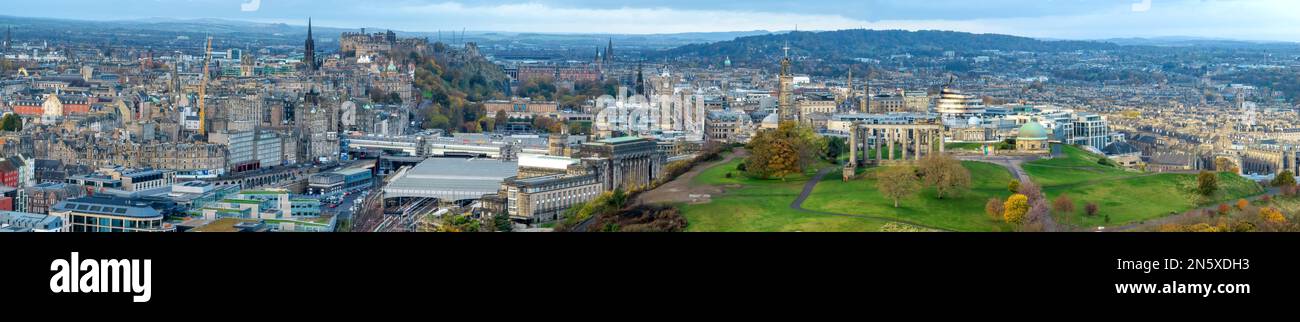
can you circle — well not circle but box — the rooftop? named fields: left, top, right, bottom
left=597, top=136, right=645, bottom=144
left=51, top=196, right=162, bottom=219
left=384, top=158, right=518, bottom=200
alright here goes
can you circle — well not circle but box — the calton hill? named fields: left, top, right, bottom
left=560, top=121, right=1298, bottom=232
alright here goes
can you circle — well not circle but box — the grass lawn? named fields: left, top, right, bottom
left=801, top=161, right=1019, bottom=232
left=1025, top=145, right=1266, bottom=227
left=681, top=158, right=889, bottom=232
left=1044, top=171, right=1262, bottom=227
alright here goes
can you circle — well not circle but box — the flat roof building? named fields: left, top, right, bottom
left=49, top=196, right=172, bottom=232
left=384, top=158, right=519, bottom=201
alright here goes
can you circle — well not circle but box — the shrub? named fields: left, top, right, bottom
left=1085, top=202, right=1099, bottom=217
left=1003, top=194, right=1030, bottom=225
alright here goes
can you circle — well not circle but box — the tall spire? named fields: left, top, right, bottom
left=604, top=38, right=613, bottom=64
left=304, top=17, right=316, bottom=72
left=635, top=62, right=645, bottom=97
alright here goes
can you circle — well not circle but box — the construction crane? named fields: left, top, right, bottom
left=198, top=36, right=212, bottom=137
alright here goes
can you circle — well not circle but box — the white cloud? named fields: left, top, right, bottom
left=362, top=1, right=867, bottom=33
left=337, top=0, right=1300, bottom=41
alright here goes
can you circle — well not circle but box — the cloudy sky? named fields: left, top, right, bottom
left=8, top=0, right=1300, bottom=41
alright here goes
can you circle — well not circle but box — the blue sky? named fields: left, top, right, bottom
left=8, top=0, right=1300, bottom=41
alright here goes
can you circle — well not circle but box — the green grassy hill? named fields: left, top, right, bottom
left=1024, top=145, right=1264, bottom=227
left=680, top=157, right=889, bottom=232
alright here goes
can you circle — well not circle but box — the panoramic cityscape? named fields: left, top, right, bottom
left=4, top=0, right=1300, bottom=233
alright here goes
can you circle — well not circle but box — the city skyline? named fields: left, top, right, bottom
left=5, top=0, right=1300, bottom=42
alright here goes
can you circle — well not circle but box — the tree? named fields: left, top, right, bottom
left=1273, top=170, right=1296, bottom=187
left=0, top=114, right=21, bottom=132
left=492, top=212, right=513, bottom=232
left=1260, top=207, right=1287, bottom=224
left=1085, top=202, right=1099, bottom=217
left=824, top=136, right=847, bottom=162
left=1237, top=199, right=1250, bottom=210
left=1217, top=204, right=1231, bottom=216
left=745, top=121, right=825, bottom=180
left=1196, top=171, right=1218, bottom=197
left=1007, top=180, right=1020, bottom=194
left=1052, top=194, right=1075, bottom=215
left=1003, top=194, right=1030, bottom=225
left=1017, top=180, right=1045, bottom=204
left=1021, top=199, right=1054, bottom=232
left=1215, top=157, right=1239, bottom=173
left=917, top=154, right=971, bottom=199
left=876, top=166, right=921, bottom=208
left=985, top=198, right=1004, bottom=221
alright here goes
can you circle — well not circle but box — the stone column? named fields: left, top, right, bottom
left=913, top=128, right=922, bottom=161
left=874, top=128, right=882, bottom=162
left=938, top=129, right=945, bottom=154
left=887, top=128, right=895, bottom=161
left=848, top=125, right=859, bottom=167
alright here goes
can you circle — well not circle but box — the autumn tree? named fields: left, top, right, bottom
left=745, top=121, right=825, bottom=180
left=1052, top=194, right=1075, bottom=215
left=1236, top=199, right=1249, bottom=210
left=1003, top=194, right=1030, bottom=225
left=1260, top=207, right=1287, bottom=224
left=1196, top=171, right=1218, bottom=197
left=1085, top=202, right=1099, bottom=217
left=1017, top=180, right=1045, bottom=204
left=876, top=166, right=921, bottom=208
left=1217, top=204, right=1231, bottom=216
left=1007, top=180, right=1020, bottom=194
left=918, top=154, right=971, bottom=199
left=1021, top=199, right=1055, bottom=232
left=985, top=198, right=1004, bottom=221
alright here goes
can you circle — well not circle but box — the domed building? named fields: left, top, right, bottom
left=1016, top=121, right=1050, bottom=154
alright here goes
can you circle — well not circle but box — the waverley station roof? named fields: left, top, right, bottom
left=382, top=158, right=518, bottom=201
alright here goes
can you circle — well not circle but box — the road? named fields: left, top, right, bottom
left=954, top=155, right=1039, bottom=181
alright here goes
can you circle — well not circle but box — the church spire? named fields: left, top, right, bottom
left=304, top=17, right=317, bottom=72
left=635, top=62, right=645, bottom=97
left=604, top=38, right=613, bottom=64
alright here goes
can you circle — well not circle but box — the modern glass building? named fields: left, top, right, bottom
left=49, top=196, right=172, bottom=232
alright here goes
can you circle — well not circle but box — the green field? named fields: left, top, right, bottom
left=1024, top=145, right=1264, bottom=227
left=801, top=161, right=1018, bottom=231
left=681, top=158, right=889, bottom=232
left=680, top=144, right=1266, bottom=232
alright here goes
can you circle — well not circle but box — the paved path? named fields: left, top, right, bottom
left=635, top=149, right=748, bottom=206
left=954, top=155, right=1039, bottom=181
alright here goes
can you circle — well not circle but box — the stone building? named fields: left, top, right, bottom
left=1016, top=122, right=1050, bottom=154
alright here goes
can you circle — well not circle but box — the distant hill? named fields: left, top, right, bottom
left=1101, top=37, right=1300, bottom=49
left=653, top=29, right=1119, bottom=68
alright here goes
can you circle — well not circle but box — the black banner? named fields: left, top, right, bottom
left=1, top=233, right=1294, bottom=311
